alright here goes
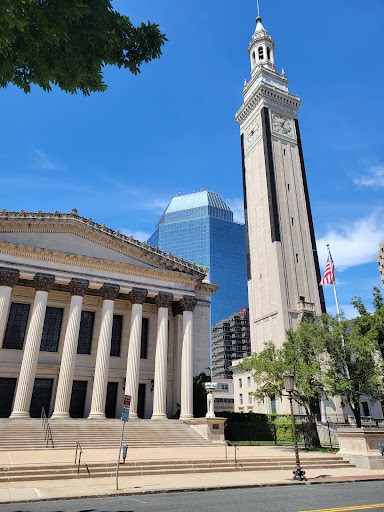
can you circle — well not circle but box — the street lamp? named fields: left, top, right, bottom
left=283, top=372, right=306, bottom=481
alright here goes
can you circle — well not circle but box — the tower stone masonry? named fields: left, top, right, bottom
left=235, top=16, right=326, bottom=356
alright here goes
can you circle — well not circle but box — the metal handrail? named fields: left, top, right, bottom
left=75, top=441, right=83, bottom=474
left=41, top=408, right=54, bottom=448
left=225, top=440, right=239, bottom=467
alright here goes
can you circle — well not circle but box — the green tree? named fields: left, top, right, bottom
left=0, top=0, right=166, bottom=95
left=238, top=318, right=328, bottom=448
left=193, top=370, right=210, bottom=418
left=323, top=293, right=384, bottom=427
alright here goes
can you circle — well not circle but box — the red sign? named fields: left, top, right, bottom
left=123, top=395, right=131, bottom=407
left=239, top=307, right=247, bottom=316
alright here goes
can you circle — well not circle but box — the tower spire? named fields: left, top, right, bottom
left=257, top=0, right=260, bottom=18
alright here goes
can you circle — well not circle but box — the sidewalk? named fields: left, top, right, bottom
left=1, top=445, right=383, bottom=504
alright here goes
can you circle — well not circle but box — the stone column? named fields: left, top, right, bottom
left=179, top=296, right=197, bottom=421
left=0, top=267, right=20, bottom=345
left=124, top=287, right=148, bottom=419
left=152, top=292, right=173, bottom=420
left=88, top=283, right=120, bottom=419
left=10, top=273, right=55, bottom=419
left=172, top=302, right=183, bottom=416
left=51, top=279, right=89, bottom=419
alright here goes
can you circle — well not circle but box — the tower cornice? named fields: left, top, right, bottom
left=235, top=83, right=301, bottom=126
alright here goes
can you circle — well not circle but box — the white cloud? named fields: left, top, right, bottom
left=353, top=165, right=384, bottom=188
left=226, top=197, right=245, bottom=223
left=121, top=229, right=151, bottom=242
left=32, top=149, right=55, bottom=170
left=317, top=211, right=384, bottom=270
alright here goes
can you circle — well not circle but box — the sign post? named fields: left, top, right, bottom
left=116, top=394, right=131, bottom=490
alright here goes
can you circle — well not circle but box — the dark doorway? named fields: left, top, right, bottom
left=138, top=383, right=146, bottom=419
left=69, top=380, right=88, bottom=418
left=0, top=378, right=17, bottom=417
left=105, top=382, right=118, bottom=418
left=30, top=379, right=53, bottom=418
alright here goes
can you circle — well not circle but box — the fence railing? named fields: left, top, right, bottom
left=41, top=408, right=54, bottom=448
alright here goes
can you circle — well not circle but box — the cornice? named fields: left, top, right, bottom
left=0, top=209, right=206, bottom=280
left=0, top=240, right=200, bottom=287
left=235, top=83, right=301, bottom=126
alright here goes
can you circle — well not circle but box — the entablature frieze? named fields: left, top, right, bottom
left=235, top=84, right=300, bottom=127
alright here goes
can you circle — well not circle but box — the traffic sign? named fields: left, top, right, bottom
left=121, top=407, right=130, bottom=422
left=123, top=395, right=131, bottom=408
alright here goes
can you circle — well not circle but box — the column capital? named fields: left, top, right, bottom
left=155, top=292, right=173, bottom=309
left=69, top=278, right=89, bottom=297
left=100, top=283, right=120, bottom=301
left=179, top=295, right=197, bottom=312
left=172, top=301, right=183, bottom=317
left=34, top=273, right=55, bottom=292
left=0, top=267, right=19, bottom=288
left=128, top=287, right=148, bottom=305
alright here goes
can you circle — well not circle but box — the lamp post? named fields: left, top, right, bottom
left=205, top=382, right=217, bottom=418
left=283, top=372, right=306, bottom=481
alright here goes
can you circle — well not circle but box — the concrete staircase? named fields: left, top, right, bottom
left=0, top=419, right=211, bottom=450
left=0, top=456, right=353, bottom=483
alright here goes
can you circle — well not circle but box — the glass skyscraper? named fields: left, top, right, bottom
left=147, top=191, right=248, bottom=328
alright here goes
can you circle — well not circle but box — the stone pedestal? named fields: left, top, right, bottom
left=338, top=428, right=384, bottom=469
left=180, top=417, right=226, bottom=443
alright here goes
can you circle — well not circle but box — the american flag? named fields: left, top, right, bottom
left=319, top=250, right=334, bottom=286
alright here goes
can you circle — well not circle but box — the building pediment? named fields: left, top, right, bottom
left=0, top=209, right=206, bottom=279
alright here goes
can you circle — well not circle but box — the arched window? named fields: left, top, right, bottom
left=267, top=47, right=271, bottom=60
left=252, top=51, right=255, bottom=63
left=258, top=46, right=264, bottom=60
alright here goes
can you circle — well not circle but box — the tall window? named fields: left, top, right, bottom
left=267, top=47, right=271, bottom=60
left=40, top=307, right=63, bottom=352
left=77, top=311, right=95, bottom=354
left=110, top=315, right=123, bottom=357
left=239, top=393, right=243, bottom=405
left=258, top=46, right=264, bottom=60
left=247, top=376, right=251, bottom=387
left=3, top=303, right=30, bottom=350
left=239, top=378, right=242, bottom=388
left=248, top=393, right=252, bottom=404
left=140, top=318, right=149, bottom=359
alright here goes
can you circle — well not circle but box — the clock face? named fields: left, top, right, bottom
left=246, top=120, right=260, bottom=146
left=272, top=114, right=293, bottom=137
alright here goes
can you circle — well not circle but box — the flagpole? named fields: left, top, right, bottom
left=326, top=244, right=350, bottom=380
left=327, top=244, right=340, bottom=317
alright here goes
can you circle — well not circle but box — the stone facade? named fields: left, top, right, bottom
left=0, top=210, right=217, bottom=420
left=378, top=242, right=384, bottom=288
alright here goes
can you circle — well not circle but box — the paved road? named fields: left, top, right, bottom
left=2, top=481, right=384, bottom=512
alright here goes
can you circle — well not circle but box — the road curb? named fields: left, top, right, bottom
left=1, top=476, right=384, bottom=505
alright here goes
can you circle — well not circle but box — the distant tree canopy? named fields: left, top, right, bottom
left=0, top=0, right=167, bottom=95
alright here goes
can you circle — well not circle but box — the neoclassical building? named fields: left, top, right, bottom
left=0, top=209, right=217, bottom=420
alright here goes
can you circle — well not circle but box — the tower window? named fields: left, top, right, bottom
left=291, top=217, right=294, bottom=226
left=252, top=51, right=255, bottom=62
left=296, top=254, right=299, bottom=263
left=267, top=47, right=271, bottom=60
left=258, top=46, right=264, bottom=60
left=283, top=149, right=286, bottom=156
left=287, top=184, right=290, bottom=191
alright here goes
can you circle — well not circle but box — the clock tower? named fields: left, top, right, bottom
left=235, top=16, right=326, bottom=355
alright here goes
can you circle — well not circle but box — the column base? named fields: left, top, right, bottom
left=179, top=414, right=194, bottom=421
left=9, top=411, right=30, bottom=419
left=151, top=413, right=168, bottom=420
left=127, top=413, right=139, bottom=420
left=51, top=411, right=70, bottom=419
left=88, top=412, right=107, bottom=420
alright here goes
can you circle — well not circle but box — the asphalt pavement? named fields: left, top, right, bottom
left=1, top=480, right=384, bottom=512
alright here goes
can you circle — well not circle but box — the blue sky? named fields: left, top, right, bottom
left=1, top=0, right=383, bottom=318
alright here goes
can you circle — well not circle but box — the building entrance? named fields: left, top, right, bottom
left=0, top=378, right=17, bottom=417
left=138, top=383, right=146, bottom=419
left=30, top=378, right=53, bottom=418
left=69, top=380, right=88, bottom=418
left=105, top=382, right=118, bottom=418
